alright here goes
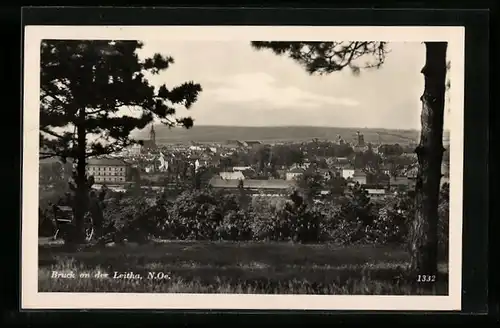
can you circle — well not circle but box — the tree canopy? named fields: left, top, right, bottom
left=251, top=41, right=389, bottom=75
left=40, top=40, right=202, bottom=162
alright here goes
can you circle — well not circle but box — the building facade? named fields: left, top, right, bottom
left=352, top=170, right=368, bottom=185
left=209, top=177, right=296, bottom=197
left=286, top=168, right=304, bottom=181
left=219, top=171, right=245, bottom=180
left=87, top=158, right=129, bottom=184
left=342, top=168, right=355, bottom=179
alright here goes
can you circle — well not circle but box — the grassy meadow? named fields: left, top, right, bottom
left=39, top=240, right=448, bottom=295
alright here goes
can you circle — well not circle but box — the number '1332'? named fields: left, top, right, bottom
left=417, top=275, right=436, bottom=282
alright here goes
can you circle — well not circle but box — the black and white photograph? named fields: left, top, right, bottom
left=22, top=26, right=464, bottom=310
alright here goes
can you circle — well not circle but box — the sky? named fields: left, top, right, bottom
left=132, top=40, right=453, bottom=131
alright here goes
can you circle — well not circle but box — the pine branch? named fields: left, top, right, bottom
left=40, top=87, right=69, bottom=108
left=40, top=128, right=65, bottom=139
left=39, top=152, right=57, bottom=160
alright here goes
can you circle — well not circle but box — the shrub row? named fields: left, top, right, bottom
left=94, top=187, right=448, bottom=253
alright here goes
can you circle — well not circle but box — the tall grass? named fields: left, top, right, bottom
left=38, top=242, right=448, bottom=295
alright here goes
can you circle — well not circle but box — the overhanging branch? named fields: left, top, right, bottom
left=40, top=128, right=65, bottom=139
left=40, top=87, right=69, bottom=109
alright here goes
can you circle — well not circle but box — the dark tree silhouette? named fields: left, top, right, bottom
left=251, top=41, right=448, bottom=278
left=296, top=169, right=324, bottom=205
left=40, top=40, right=202, bottom=243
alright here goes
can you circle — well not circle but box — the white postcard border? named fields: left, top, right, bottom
left=22, top=25, right=465, bottom=311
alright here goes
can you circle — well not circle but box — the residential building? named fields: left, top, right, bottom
left=352, top=170, right=368, bottom=185
left=318, top=168, right=334, bottom=181
left=366, top=188, right=386, bottom=197
left=286, top=168, right=304, bottom=181
left=233, top=166, right=253, bottom=172
left=342, top=167, right=355, bottom=179
left=219, top=171, right=245, bottom=180
left=380, top=164, right=392, bottom=175
left=276, top=169, right=287, bottom=180
left=87, top=157, right=129, bottom=184
left=189, top=145, right=203, bottom=151
left=224, top=140, right=244, bottom=149
left=209, top=177, right=296, bottom=196
left=326, top=156, right=349, bottom=170
left=389, top=176, right=416, bottom=190
left=129, top=144, right=142, bottom=156
left=243, top=141, right=262, bottom=148
left=290, top=162, right=310, bottom=170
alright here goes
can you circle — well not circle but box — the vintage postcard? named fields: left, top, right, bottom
left=22, top=25, right=464, bottom=310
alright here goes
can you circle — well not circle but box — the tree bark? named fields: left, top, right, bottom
left=409, top=42, right=448, bottom=279
left=73, top=108, right=88, bottom=244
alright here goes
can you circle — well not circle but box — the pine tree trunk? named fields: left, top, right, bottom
left=409, top=42, right=447, bottom=280
left=73, top=109, right=88, bottom=244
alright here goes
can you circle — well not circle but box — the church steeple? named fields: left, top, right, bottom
left=149, top=123, right=156, bottom=144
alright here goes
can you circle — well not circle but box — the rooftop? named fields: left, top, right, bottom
left=209, top=177, right=296, bottom=190
left=87, top=157, right=129, bottom=166
left=219, top=171, right=245, bottom=180
left=245, top=141, right=262, bottom=146
left=353, top=169, right=367, bottom=176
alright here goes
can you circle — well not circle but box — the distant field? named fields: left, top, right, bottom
left=39, top=240, right=448, bottom=295
left=133, top=125, right=450, bottom=145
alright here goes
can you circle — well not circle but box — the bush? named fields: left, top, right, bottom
left=280, top=203, right=322, bottom=243
left=96, top=184, right=449, bottom=248
left=371, top=199, right=411, bottom=245
left=103, top=196, right=158, bottom=243
left=166, top=190, right=223, bottom=240
left=216, top=210, right=253, bottom=241
left=249, top=199, right=288, bottom=241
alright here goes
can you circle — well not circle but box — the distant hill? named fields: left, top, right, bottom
left=133, top=125, right=450, bottom=145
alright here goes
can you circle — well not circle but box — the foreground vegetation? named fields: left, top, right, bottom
left=40, top=184, right=449, bottom=251
left=39, top=241, right=448, bottom=294
left=38, top=175, right=449, bottom=295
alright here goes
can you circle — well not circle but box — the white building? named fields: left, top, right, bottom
left=286, top=168, right=304, bottom=181
left=219, top=171, right=245, bottom=180
left=129, top=144, right=142, bottom=156
left=342, top=168, right=355, bottom=179
left=87, top=158, right=129, bottom=184
left=233, top=166, right=253, bottom=172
